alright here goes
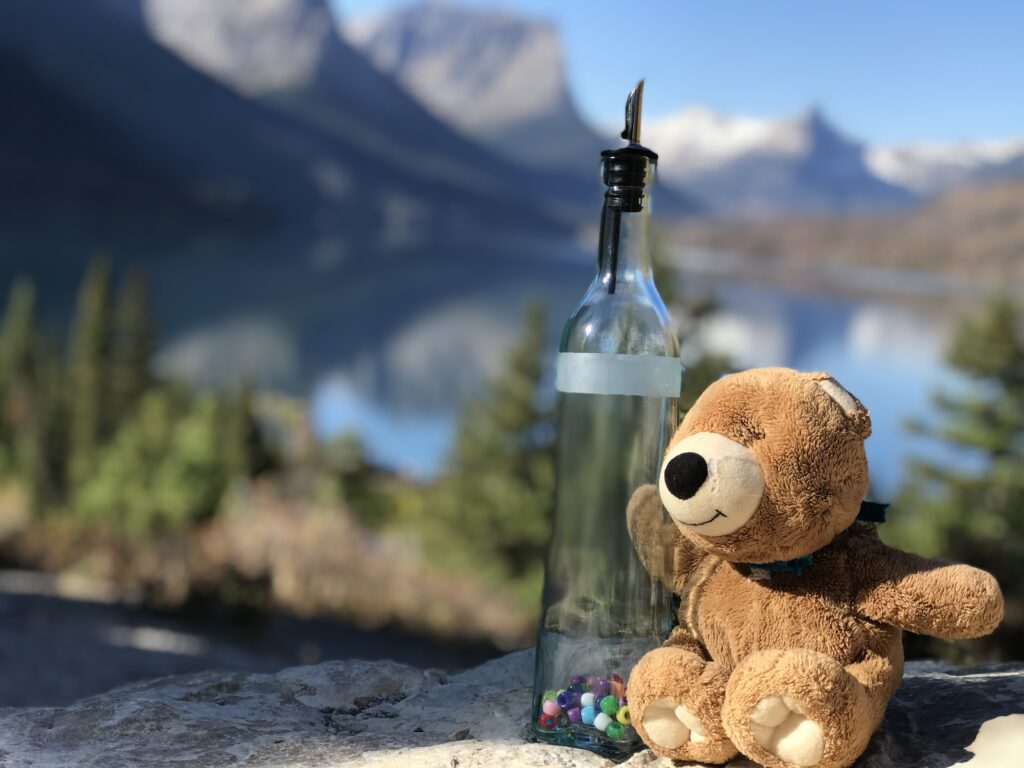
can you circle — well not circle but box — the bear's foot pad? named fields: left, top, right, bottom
left=749, top=695, right=823, bottom=767
left=642, top=698, right=708, bottom=749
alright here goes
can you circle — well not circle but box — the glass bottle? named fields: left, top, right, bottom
left=530, top=81, right=680, bottom=758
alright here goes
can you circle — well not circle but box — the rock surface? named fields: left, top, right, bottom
left=0, top=649, right=1022, bottom=767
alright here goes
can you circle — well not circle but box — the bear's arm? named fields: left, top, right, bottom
left=626, top=484, right=678, bottom=590
left=849, top=526, right=1003, bottom=639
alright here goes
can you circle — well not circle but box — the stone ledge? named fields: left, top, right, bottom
left=0, top=650, right=1022, bottom=767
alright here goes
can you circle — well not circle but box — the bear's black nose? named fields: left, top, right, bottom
left=664, top=452, right=708, bottom=500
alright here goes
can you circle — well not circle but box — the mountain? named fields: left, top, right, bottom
left=0, top=0, right=598, bottom=405
left=0, top=42, right=216, bottom=234
left=343, top=1, right=607, bottom=177
left=140, top=0, right=597, bottom=216
left=646, top=106, right=914, bottom=217
left=0, top=0, right=569, bottom=258
left=866, top=140, right=1024, bottom=195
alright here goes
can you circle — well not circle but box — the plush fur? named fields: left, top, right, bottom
left=626, top=367, right=1003, bottom=768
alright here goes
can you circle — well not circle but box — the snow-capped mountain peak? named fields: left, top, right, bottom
left=645, top=106, right=826, bottom=175
left=866, top=139, right=1024, bottom=194
left=645, top=105, right=910, bottom=216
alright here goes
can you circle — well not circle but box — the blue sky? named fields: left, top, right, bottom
left=333, top=0, right=1024, bottom=145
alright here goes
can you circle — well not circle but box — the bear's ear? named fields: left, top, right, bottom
left=814, top=375, right=872, bottom=438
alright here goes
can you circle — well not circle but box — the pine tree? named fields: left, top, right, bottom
left=0, top=279, right=36, bottom=393
left=886, top=296, right=1024, bottom=661
left=111, top=270, right=154, bottom=422
left=224, top=384, right=274, bottom=479
left=650, top=229, right=732, bottom=412
left=0, top=280, right=61, bottom=513
left=429, top=301, right=556, bottom=587
left=77, top=389, right=230, bottom=534
left=67, top=260, right=113, bottom=490
left=15, top=357, right=50, bottom=515
left=0, top=280, right=37, bottom=452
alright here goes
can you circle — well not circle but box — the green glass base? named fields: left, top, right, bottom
left=529, top=722, right=642, bottom=762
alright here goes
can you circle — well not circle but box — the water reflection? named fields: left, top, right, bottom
left=309, top=241, right=977, bottom=496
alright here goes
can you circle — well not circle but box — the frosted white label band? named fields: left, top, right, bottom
left=556, top=353, right=682, bottom=397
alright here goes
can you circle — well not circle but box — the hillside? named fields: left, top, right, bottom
left=671, top=180, right=1024, bottom=286
left=0, top=0, right=567, bottom=253
left=141, top=0, right=594, bottom=219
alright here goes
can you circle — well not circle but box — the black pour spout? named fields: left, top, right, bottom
left=600, top=80, right=657, bottom=294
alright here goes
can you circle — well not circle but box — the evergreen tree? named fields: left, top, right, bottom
left=650, top=230, right=732, bottom=412
left=27, top=338, right=67, bottom=514
left=67, top=260, right=113, bottom=489
left=0, top=281, right=66, bottom=514
left=78, top=390, right=230, bottom=534
left=111, top=271, right=154, bottom=421
left=887, top=296, right=1024, bottom=661
left=224, top=383, right=274, bottom=479
left=0, top=279, right=36, bottom=395
left=429, top=301, right=556, bottom=587
left=0, top=280, right=37, bottom=456
left=0, top=280, right=51, bottom=511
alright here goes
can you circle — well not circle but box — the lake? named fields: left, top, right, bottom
left=309, top=241, right=983, bottom=499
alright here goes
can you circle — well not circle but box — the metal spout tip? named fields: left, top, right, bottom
left=620, top=79, right=644, bottom=144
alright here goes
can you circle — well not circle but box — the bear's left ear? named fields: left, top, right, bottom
left=811, top=373, right=872, bottom=439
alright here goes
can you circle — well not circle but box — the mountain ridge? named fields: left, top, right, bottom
left=344, top=2, right=1024, bottom=217
left=343, top=1, right=607, bottom=176
left=646, top=106, right=915, bottom=216
left=866, top=139, right=1024, bottom=194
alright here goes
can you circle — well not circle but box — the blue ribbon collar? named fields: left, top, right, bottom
left=744, top=501, right=888, bottom=575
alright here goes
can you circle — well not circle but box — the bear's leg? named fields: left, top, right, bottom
left=628, top=631, right=738, bottom=763
left=721, top=647, right=900, bottom=768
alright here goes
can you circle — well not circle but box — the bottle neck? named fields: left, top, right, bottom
left=597, top=197, right=651, bottom=294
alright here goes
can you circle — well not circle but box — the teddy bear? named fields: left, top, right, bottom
left=625, top=367, right=1003, bottom=768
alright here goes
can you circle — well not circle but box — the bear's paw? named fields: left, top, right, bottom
left=642, top=698, right=708, bottom=749
left=749, top=694, right=823, bottom=767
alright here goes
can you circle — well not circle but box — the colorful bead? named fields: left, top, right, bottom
left=542, top=699, right=561, bottom=717
left=541, top=671, right=635, bottom=732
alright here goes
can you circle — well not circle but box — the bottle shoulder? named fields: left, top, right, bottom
left=560, top=279, right=680, bottom=356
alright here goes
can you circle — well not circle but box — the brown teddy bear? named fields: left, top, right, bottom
left=626, top=367, right=1003, bottom=768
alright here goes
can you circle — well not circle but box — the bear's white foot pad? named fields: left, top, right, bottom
left=749, top=695, right=823, bottom=766
left=642, top=698, right=708, bottom=749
